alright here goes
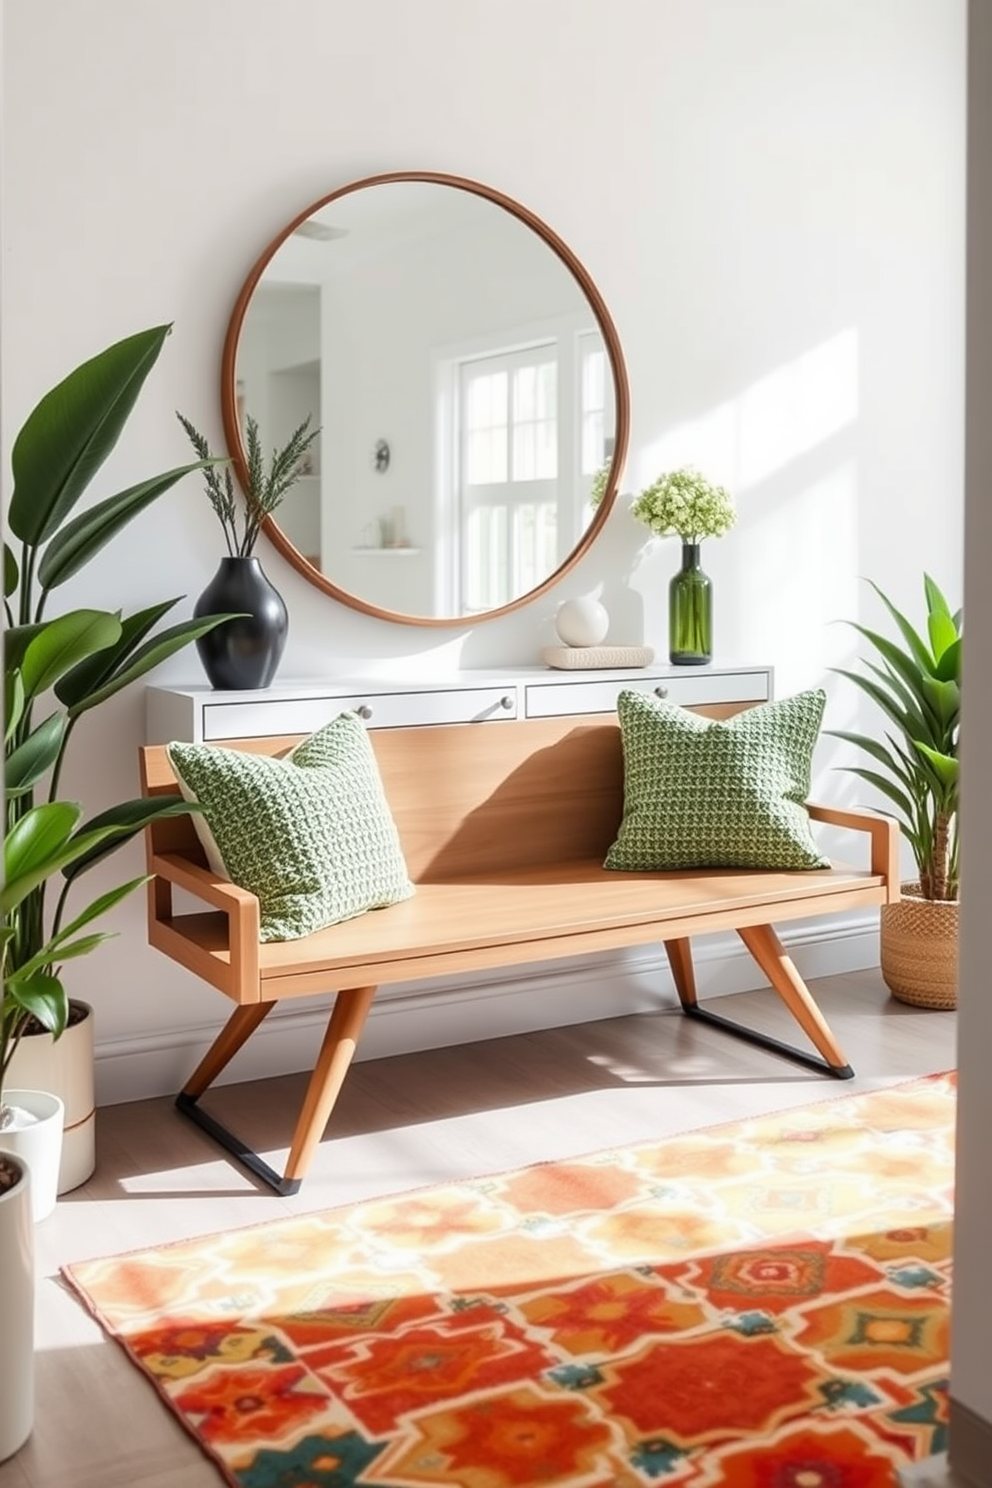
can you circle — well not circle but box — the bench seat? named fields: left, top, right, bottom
left=154, top=854, right=886, bottom=994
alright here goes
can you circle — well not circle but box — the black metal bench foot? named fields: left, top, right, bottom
left=175, top=1091, right=303, bottom=1196
left=681, top=1004, right=855, bottom=1079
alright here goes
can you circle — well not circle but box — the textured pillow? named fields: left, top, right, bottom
left=167, top=711, right=414, bottom=942
left=604, top=688, right=829, bottom=872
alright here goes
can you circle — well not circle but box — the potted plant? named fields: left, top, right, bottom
left=3, top=324, right=234, bottom=1198
left=176, top=411, right=320, bottom=690
left=630, top=466, right=736, bottom=666
left=0, top=1146, right=32, bottom=1461
left=829, top=573, right=961, bottom=1008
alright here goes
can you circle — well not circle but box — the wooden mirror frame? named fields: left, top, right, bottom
left=221, top=171, right=630, bottom=627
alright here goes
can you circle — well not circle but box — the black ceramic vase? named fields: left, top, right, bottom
left=194, top=556, right=289, bottom=690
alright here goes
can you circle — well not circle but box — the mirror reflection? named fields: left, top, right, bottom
left=226, top=175, right=627, bottom=624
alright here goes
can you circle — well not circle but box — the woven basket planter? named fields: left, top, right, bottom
left=880, top=884, right=959, bottom=1009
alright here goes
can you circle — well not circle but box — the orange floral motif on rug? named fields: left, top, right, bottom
left=64, top=1073, right=955, bottom=1487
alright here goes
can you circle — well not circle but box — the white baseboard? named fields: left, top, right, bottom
left=95, top=912, right=879, bottom=1107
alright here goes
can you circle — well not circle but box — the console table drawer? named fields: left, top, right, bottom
left=524, top=669, right=771, bottom=718
left=343, top=687, right=518, bottom=731
left=176, top=687, right=519, bottom=742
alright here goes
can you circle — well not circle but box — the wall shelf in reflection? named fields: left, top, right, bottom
left=349, top=546, right=423, bottom=555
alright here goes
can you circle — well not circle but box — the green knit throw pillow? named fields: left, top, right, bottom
left=604, top=688, right=829, bottom=872
left=167, top=711, right=414, bottom=942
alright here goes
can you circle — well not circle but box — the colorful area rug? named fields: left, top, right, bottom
left=64, top=1073, right=955, bottom=1487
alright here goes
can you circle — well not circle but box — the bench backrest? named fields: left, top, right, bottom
left=139, top=704, right=748, bottom=883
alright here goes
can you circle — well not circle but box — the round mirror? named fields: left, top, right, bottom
left=221, top=172, right=630, bottom=626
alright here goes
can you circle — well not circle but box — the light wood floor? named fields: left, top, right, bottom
left=3, top=970, right=957, bottom=1488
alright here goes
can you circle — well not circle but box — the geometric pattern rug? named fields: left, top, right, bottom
left=63, top=1072, right=955, bottom=1487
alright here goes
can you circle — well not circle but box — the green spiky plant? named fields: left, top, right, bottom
left=2, top=324, right=234, bottom=1120
left=829, top=574, right=961, bottom=902
left=176, top=411, right=320, bottom=557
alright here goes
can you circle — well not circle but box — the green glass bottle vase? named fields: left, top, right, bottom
left=668, top=542, right=712, bottom=665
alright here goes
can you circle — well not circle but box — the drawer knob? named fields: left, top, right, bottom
left=654, top=686, right=669, bottom=699
left=499, top=695, right=514, bottom=710
left=356, top=704, right=373, bottom=720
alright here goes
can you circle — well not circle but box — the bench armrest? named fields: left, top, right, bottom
left=149, top=850, right=261, bottom=998
left=806, top=802, right=900, bottom=895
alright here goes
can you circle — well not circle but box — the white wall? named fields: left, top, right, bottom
left=1, top=0, right=965, bottom=1101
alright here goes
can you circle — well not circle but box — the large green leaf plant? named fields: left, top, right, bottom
left=829, top=574, right=961, bottom=902
left=2, top=325, right=232, bottom=1119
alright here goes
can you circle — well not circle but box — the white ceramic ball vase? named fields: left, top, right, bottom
left=555, top=597, right=609, bottom=648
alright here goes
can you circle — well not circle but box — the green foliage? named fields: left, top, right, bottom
left=2, top=326, right=232, bottom=1111
left=829, top=574, right=961, bottom=901
left=177, top=411, right=321, bottom=558
left=588, top=460, right=612, bottom=510
left=631, top=466, right=736, bottom=544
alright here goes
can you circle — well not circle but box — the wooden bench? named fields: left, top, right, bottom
left=139, top=709, right=900, bottom=1195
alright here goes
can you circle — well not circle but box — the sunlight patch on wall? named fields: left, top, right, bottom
left=737, top=462, right=861, bottom=696
left=738, top=329, right=859, bottom=488
left=635, top=328, right=859, bottom=496
left=633, top=398, right=739, bottom=494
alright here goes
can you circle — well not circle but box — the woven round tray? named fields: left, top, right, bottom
left=880, top=886, right=958, bottom=1009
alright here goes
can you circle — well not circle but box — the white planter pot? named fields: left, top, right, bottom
left=7, top=1000, right=95, bottom=1193
left=0, top=1091, right=65, bottom=1222
left=0, top=1148, right=34, bottom=1460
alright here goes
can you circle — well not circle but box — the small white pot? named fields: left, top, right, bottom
left=0, top=1090, right=65, bottom=1222
left=7, top=1000, right=95, bottom=1192
left=0, top=1148, right=34, bottom=1460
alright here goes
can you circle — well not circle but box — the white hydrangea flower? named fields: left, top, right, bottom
left=630, top=466, right=736, bottom=543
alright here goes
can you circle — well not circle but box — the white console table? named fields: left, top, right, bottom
left=146, top=663, right=774, bottom=743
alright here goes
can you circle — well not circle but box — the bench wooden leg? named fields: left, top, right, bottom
left=738, top=924, right=851, bottom=1074
left=181, top=1002, right=277, bottom=1099
left=668, top=926, right=854, bottom=1079
left=664, top=938, right=698, bottom=1008
left=284, top=984, right=377, bottom=1185
left=175, top=986, right=378, bottom=1195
